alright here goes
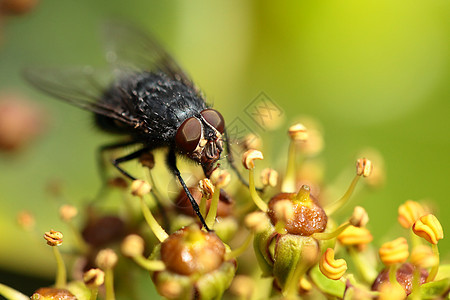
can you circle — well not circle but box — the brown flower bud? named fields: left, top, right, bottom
left=260, top=168, right=278, bottom=187
left=59, top=204, right=78, bottom=222
left=288, top=123, right=308, bottom=141
left=83, top=268, right=105, bottom=288
left=356, top=158, right=372, bottom=177
left=31, top=288, right=76, bottom=300
left=242, top=149, right=263, bottom=170
left=96, top=248, right=118, bottom=269
left=131, top=179, right=151, bottom=197
left=44, top=230, right=63, bottom=246
left=209, top=169, right=231, bottom=188
left=121, top=234, right=145, bottom=257
left=198, top=178, right=215, bottom=199
left=349, top=206, right=369, bottom=227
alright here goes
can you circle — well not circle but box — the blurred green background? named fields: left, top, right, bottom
left=0, top=0, right=449, bottom=296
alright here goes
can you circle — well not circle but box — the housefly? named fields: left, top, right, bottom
left=24, top=22, right=244, bottom=231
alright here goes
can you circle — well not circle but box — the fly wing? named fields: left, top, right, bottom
left=23, top=66, right=140, bottom=127
left=102, top=21, right=202, bottom=96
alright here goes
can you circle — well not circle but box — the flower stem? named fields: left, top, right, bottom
left=426, top=244, right=440, bottom=282
left=249, top=168, right=268, bottom=212
left=205, top=188, right=220, bottom=229
left=105, top=268, right=115, bottom=300
left=89, top=288, right=99, bottom=300
left=226, top=233, right=254, bottom=260
left=200, top=196, right=207, bottom=216
left=311, top=222, right=351, bottom=240
left=140, top=197, right=168, bottom=242
left=0, top=283, right=28, bottom=300
left=132, top=255, right=165, bottom=271
left=325, top=176, right=360, bottom=216
left=388, top=264, right=399, bottom=286
left=281, top=142, right=298, bottom=193
left=348, top=246, right=378, bottom=283
left=53, top=246, right=66, bottom=288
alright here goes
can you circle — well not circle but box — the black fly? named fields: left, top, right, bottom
left=24, top=22, right=244, bottom=231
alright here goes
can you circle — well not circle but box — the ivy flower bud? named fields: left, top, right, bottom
left=210, top=169, right=231, bottom=188
left=150, top=226, right=236, bottom=299
left=349, top=206, right=369, bottom=227
left=96, top=248, right=118, bottom=270
left=198, top=178, right=215, bottom=199
left=244, top=211, right=270, bottom=233
left=356, top=158, right=372, bottom=177
left=261, top=168, right=278, bottom=187
left=319, top=248, right=347, bottom=280
left=410, top=245, right=438, bottom=269
left=412, top=214, right=443, bottom=245
left=44, top=230, right=63, bottom=246
left=121, top=234, right=145, bottom=258
left=59, top=204, right=78, bottom=222
left=288, top=123, right=308, bottom=141
left=131, top=179, right=151, bottom=197
left=379, top=237, right=409, bottom=266
left=229, top=275, right=255, bottom=300
left=31, top=288, right=76, bottom=300
left=273, top=200, right=294, bottom=224
left=398, top=200, right=426, bottom=228
left=242, top=149, right=263, bottom=170
left=241, top=133, right=261, bottom=150
left=17, top=210, right=35, bottom=231
left=378, top=282, right=406, bottom=300
left=337, top=226, right=373, bottom=246
left=83, top=268, right=105, bottom=288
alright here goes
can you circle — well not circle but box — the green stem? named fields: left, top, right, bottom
left=133, top=255, right=165, bottom=271
left=205, top=187, right=220, bottom=229
left=311, top=222, right=351, bottom=240
left=140, top=197, right=168, bottom=242
left=105, top=268, right=115, bottom=300
left=325, top=176, right=360, bottom=216
left=410, top=268, right=421, bottom=300
left=281, top=142, right=298, bottom=193
left=226, top=233, right=254, bottom=260
left=89, top=288, right=99, bottom=300
left=53, top=246, right=67, bottom=288
left=199, top=196, right=207, bottom=216
left=0, top=283, right=29, bottom=300
left=249, top=169, right=268, bottom=212
left=388, top=264, right=399, bottom=286
left=348, top=246, right=378, bottom=283
left=426, top=244, right=440, bottom=282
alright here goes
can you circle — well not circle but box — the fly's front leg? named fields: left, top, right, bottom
left=166, top=148, right=211, bottom=231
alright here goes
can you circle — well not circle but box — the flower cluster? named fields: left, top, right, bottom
left=1, top=117, right=449, bottom=300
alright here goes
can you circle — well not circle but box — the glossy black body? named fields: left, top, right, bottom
left=96, top=71, right=207, bottom=149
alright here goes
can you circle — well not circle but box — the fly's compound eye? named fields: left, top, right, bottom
left=175, top=117, right=202, bottom=153
left=201, top=109, right=225, bottom=133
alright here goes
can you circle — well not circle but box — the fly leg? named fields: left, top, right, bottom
left=111, top=147, right=151, bottom=180
left=98, top=140, right=139, bottom=182
left=166, top=148, right=211, bottom=231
